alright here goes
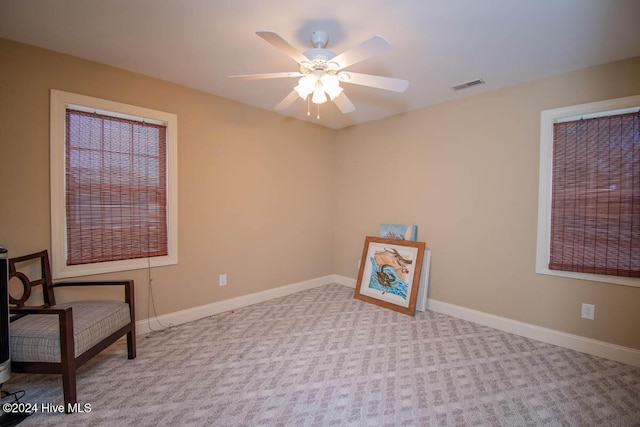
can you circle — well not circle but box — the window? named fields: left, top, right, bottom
left=51, top=90, right=178, bottom=279
left=537, top=95, right=640, bottom=287
left=65, top=109, right=168, bottom=264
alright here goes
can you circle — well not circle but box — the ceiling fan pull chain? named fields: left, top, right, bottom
left=307, top=95, right=311, bottom=117
left=317, top=103, right=320, bottom=119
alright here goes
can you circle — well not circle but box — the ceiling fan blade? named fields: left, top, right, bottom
left=227, top=72, right=302, bottom=80
left=330, top=35, right=392, bottom=69
left=256, top=31, right=308, bottom=64
left=340, top=72, right=409, bottom=92
left=275, top=90, right=299, bottom=111
left=332, top=92, right=356, bottom=114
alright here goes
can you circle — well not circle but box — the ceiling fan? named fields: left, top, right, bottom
left=227, top=30, right=409, bottom=117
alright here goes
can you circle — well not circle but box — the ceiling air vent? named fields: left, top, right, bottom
left=451, top=79, right=485, bottom=91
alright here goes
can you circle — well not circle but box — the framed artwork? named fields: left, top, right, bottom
left=379, top=224, right=418, bottom=241
left=415, top=249, right=431, bottom=312
left=354, top=236, right=425, bottom=316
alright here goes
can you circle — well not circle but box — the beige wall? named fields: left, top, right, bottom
left=334, top=57, right=640, bottom=349
left=0, top=38, right=336, bottom=319
left=1, top=37, right=638, bottom=350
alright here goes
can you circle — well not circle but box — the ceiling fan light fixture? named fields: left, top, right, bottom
left=325, top=85, right=343, bottom=100
left=294, top=84, right=310, bottom=99
left=319, top=74, right=342, bottom=100
left=312, top=85, right=327, bottom=104
left=302, top=74, right=318, bottom=89
left=294, top=75, right=317, bottom=99
left=320, top=74, right=339, bottom=88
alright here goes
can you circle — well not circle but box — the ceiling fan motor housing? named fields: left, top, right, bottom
left=303, top=31, right=340, bottom=73
left=310, top=30, right=329, bottom=48
left=301, top=48, right=337, bottom=73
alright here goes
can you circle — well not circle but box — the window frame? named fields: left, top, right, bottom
left=536, top=94, right=640, bottom=288
left=50, top=89, right=178, bottom=279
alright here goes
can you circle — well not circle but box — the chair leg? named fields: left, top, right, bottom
left=58, top=308, right=77, bottom=413
left=126, top=288, right=136, bottom=359
left=126, top=330, right=137, bottom=359
left=61, top=365, right=77, bottom=413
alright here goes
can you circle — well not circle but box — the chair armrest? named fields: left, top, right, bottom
left=53, top=279, right=134, bottom=305
left=10, top=305, right=71, bottom=315
left=53, top=280, right=133, bottom=288
left=52, top=280, right=135, bottom=325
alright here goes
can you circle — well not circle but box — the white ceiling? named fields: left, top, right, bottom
left=1, top=0, right=639, bottom=129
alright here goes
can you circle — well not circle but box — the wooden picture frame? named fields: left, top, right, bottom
left=379, top=223, right=418, bottom=241
left=354, top=236, right=425, bottom=316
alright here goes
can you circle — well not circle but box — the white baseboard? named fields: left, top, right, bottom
left=139, top=274, right=640, bottom=367
left=136, top=275, right=333, bottom=335
left=427, top=299, right=640, bottom=368
left=332, top=274, right=639, bottom=367
left=331, top=274, right=356, bottom=288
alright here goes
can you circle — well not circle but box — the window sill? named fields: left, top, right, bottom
left=535, top=265, right=640, bottom=288
left=52, top=255, right=177, bottom=279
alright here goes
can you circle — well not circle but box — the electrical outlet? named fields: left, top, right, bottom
left=219, top=274, right=227, bottom=287
left=581, top=303, right=595, bottom=320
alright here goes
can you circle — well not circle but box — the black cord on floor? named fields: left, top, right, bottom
left=0, top=389, right=25, bottom=402
left=0, top=386, right=31, bottom=427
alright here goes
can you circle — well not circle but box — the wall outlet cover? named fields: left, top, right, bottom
left=581, top=303, right=595, bottom=320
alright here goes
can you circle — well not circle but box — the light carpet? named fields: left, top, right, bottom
left=2, top=283, right=639, bottom=426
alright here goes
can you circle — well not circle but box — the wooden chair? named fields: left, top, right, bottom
left=8, top=250, right=136, bottom=412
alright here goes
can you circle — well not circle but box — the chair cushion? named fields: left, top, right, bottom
left=10, top=300, right=131, bottom=363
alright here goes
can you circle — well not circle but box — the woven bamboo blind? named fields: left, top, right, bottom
left=65, top=109, right=168, bottom=265
left=550, top=111, right=640, bottom=277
